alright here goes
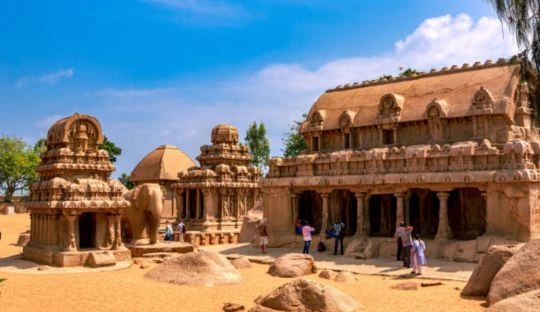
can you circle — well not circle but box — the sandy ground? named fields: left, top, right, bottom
left=0, top=213, right=486, bottom=312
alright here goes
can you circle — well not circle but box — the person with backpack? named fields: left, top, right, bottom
left=176, top=219, right=186, bottom=243
left=332, top=220, right=346, bottom=255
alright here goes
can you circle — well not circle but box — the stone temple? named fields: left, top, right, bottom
left=23, top=113, right=131, bottom=267
left=171, top=124, right=262, bottom=245
left=263, top=59, right=540, bottom=260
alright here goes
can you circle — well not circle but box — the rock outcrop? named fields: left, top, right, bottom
left=145, top=251, right=242, bottom=287
left=486, top=289, right=540, bottom=312
left=268, top=253, right=317, bottom=278
left=231, top=256, right=252, bottom=269
left=487, top=240, right=540, bottom=305
left=250, top=279, right=362, bottom=312
left=461, top=245, right=518, bottom=296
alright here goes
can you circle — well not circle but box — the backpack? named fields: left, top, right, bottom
left=317, top=241, right=327, bottom=252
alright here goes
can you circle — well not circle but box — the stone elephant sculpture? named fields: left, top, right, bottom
left=123, top=183, right=164, bottom=245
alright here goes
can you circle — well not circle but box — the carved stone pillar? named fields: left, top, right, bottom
left=64, top=214, right=77, bottom=252
left=290, top=192, right=299, bottom=224
left=395, top=192, right=405, bottom=229
left=321, top=192, right=330, bottom=237
left=177, top=189, right=185, bottom=220
left=112, top=214, right=125, bottom=250
left=185, top=189, right=191, bottom=219
left=436, top=192, right=451, bottom=240
left=196, top=189, right=201, bottom=219
left=354, top=192, right=366, bottom=236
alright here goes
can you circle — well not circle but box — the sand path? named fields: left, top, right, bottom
left=0, top=213, right=486, bottom=312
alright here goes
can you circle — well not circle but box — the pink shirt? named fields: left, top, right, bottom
left=302, top=225, right=315, bottom=241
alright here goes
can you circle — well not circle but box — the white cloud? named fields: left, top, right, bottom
left=94, top=14, right=519, bottom=176
left=144, top=0, right=243, bottom=16
left=16, top=68, right=75, bottom=88
left=36, top=114, right=64, bottom=131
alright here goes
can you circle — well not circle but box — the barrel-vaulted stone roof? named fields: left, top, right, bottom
left=130, top=144, right=197, bottom=183
left=302, top=60, right=521, bottom=132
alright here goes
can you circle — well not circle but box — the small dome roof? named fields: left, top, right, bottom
left=130, top=145, right=197, bottom=183
left=211, top=124, right=238, bottom=145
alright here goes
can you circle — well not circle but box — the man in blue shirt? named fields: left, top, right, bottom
left=333, top=220, right=346, bottom=255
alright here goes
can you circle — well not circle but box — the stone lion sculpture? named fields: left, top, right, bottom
left=123, top=183, right=164, bottom=245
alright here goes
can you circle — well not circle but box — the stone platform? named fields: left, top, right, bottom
left=128, top=242, right=195, bottom=257
left=23, top=245, right=132, bottom=267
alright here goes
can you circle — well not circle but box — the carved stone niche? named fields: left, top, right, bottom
left=378, top=93, right=404, bottom=122
left=470, top=87, right=494, bottom=113
left=309, top=110, right=325, bottom=130
left=425, top=99, right=448, bottom=142
left=339, top=110, right=356, bottom=149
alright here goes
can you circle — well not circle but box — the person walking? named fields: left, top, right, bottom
left=258, top=219, right=269, bottom=253
left=332, top=220, right=346, bottom=255
left=394, top=223, right=405, bottom=261
left=176, top=219, right=186, bottom=243
left=411, top=234, right=426, bottom=275
left=399, top=224, right=413, bottom=268
left=301, top=221, right=315, bottom=254
left=164, top=221, right=173, bottom=242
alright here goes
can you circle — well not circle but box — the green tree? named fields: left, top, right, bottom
left=486, top=0, right=540, bottom=71
left=33, top=138, right=47, bottom=154
left=398, top=67, right=423, bottom=77
left=486, top=0, right=540, bottom=122
left=99, top=136, right=122, bottom=163
left=245, top=121, right=270, bottom=172
left=282, top=114, right=307, bottom=157
left=0, top=136, right=41, bottom=202
left=118, top=173, right=134, bottom=190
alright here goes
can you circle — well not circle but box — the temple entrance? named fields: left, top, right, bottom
left=407, top=189, right=439, bottom=238
left=448, top=188, right=486, bottom=240
left=79, top=212, right=96, bottom=249
left=298, top=191, right=322, bottom=234
left=368, top=194, right=396, bottom=237
left=330, top=190, right=357, bottom=236
left=186, top=189, right=197, bottom=219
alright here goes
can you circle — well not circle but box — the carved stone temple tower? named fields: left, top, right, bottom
left=23, top=113, right=131, bottom=267
left=172, top=124, right=261, bottom=245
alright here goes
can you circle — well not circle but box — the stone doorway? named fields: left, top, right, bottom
left=330, top=190, right=357, bottom=236
left=368, top=194, right=396, bottom=237
left=186, top=189, right=197, bottom=219
left=407, top=189, right=439, bottom=238
left=79, top=212, right=96, bottom=249
left=448, top=188, right=486, bottom=240
left=298, top=191, right=322, bottom=234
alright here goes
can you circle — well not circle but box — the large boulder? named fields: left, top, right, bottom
left=487, top=240, right=540, bottom=305
left=461, top=245, right=518, bottom=296
left=231, top=256, right=252, bottom=269
left=239, top=199, right=263, bottom=243
left=250, top=279, right=362, bottom=312
left=145, top=250, right=242, bottom=287
left=268, top=253, right=317, bottom=278
left=486, top=289, right=540, bottom=312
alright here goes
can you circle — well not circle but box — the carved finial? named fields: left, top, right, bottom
left=450, top=65, right=459, bottom=70
left=461, top=63, right=470, bottom=69
left=473, top=61, right=482, bottom=67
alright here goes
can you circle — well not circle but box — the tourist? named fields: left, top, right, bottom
left=295, top=219, right=302, bottom=235
left=399, top=224, right=413, bottom=267
left=411, top=234, right=426, bottom=275
left=176, top=219, right=186, bottom=243
left=332, top=220, right=346, bottom=255
left=394, top=223, right=405, bottom=261
left=164, top=221, right=173, bottom=241
left=301, top=221, right=315, bottom=254
left=258, top=218, right=269, bottom=253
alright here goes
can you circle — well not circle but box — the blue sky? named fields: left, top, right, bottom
left=0, top=1, right=518, bottom=176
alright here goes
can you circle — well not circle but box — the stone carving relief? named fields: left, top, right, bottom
left=471, top=87, right=494, bottom=112
left=378, top=93, right=404, bottom=121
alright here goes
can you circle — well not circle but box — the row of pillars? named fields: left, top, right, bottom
left=291, top=191, right=452, bottom=240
